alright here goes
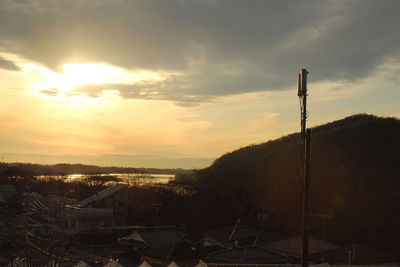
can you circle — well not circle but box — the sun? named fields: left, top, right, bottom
left=29, top=62, right=131, bottom=97
left=62, top=63, right=131, bottom=88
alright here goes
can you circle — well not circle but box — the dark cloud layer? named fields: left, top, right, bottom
left=1, top=0, right=399, bottom=104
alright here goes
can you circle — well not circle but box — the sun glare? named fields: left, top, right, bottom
left=29, top=63, right=131, bottom=97
left=62, top=63, right=131, bottom=87
left=28, top=63, right=169, bottom=102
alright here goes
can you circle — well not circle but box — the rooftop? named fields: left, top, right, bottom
left=205, top=246, right=289, bottom=264
left=119, top=227, right=186, bottom=249
left=78, top=184, right=128, bottom=207
left=204, top=225, right=259, bottom=242
left=263, top=236, right=338, bottom=258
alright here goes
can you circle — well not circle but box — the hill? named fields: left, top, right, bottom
left=191, top=114, right=400, bottom=252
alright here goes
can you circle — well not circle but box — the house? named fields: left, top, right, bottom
left=203, top=225, right=259, bottom=247
left=78, top=184, right=129, bottom=225
left=118, top=227, right=187, bottom=249
left=138, top=261, right=152, bottom=267
left=104, top=259, right=124, bottom=267
left=119, top=227, right=199, bottom=266
left=64, top=206, right=114, bottom=234
left=310, top=243, right=399, bottom=264
left=53, top=184, right=129, bottom=235
left=225, top=232, right=284, bottom=248
left=204, top=246, right=289, bottom=264
left=203, top=225, right=283, bottom=249
left=140, top=241, right=200, bottom=267
left=262, top=236, right=338, bottom=260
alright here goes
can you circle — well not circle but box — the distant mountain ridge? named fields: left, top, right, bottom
left=192, top=114, right=400, bottom=252
left=0, top=154, right=214, bottom=169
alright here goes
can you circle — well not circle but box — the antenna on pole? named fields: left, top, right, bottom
left=298, top=68, right=311, bottom=267
left=298, top=68, right=309, bottom=138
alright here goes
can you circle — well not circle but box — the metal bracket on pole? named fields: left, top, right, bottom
left=298, top=68, right=309, bottom=138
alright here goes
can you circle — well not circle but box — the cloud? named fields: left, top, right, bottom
left=40, top=88, right=60, bottom=96
left=74, top=80, right=213, bottom=107
left=1, top=0, right=400, bottom=105
left=0, top=56, right=21, bottom=71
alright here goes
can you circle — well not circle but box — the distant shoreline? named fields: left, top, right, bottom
left=0, top=162, right=194, bottom=176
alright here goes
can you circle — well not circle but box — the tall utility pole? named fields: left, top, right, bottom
left=298, top=69, right=311, bottom=267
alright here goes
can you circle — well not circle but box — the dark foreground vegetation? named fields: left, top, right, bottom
left=191, top=114, right=400, bottom=253
left=1, top=114, right=399, bottom=254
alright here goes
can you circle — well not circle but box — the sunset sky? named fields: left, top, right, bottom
left=0, top=0, right=399, bottom=168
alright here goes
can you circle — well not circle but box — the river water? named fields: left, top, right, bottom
left=38, top=173, right=175, bottom=185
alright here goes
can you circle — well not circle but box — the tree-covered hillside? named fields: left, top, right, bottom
left=191, top=114, right=400, bottom=252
